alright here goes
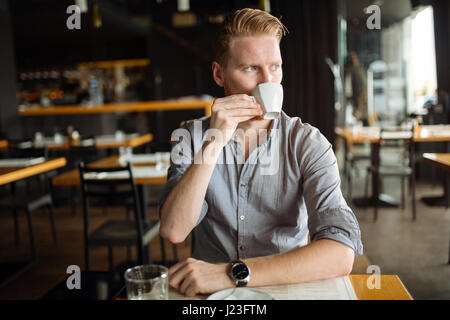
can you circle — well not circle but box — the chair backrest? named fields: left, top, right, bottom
left=379, top=126, right=414, bottom=143
left=378, top=126, right=414, bottom=166
left=78, top=162, right=145, bottom=247
left=7, top=140, right=49, bottom=159
left=68, top=138, right=98, bottom=169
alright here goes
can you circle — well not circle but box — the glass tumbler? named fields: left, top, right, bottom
left=124, top=265, right=169, bottom=300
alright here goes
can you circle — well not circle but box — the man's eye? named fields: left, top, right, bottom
left=271, top=64, right=281, bottom=71
left=245, top=66, right=256, bottom=72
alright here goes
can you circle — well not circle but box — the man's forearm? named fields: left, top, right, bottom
left=160, top=140, right=222, bottom=243
left=244, top=239, right=355, bottom=287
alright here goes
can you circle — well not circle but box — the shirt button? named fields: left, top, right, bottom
left=240, top=215, right=245, bottom=221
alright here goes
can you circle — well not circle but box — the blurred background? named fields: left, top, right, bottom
left=1, top=0, right=447, bottom=148
left=0, top=0, right=449, bottom=300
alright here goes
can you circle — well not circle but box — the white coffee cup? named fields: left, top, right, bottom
left=251, top=83, right=284, bottom=120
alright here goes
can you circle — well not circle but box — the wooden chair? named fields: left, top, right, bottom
left=345, top=141, right=371, bottom=199
left=78, top=162, right=164, bottom=271
left=67, top=140, right=98, bottom=215
left=7, top=144, right=58, bottom=252
left=366, top=127, right=416, bottom=221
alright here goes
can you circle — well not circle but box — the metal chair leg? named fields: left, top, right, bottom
left=365, top=169, right=370, bottom=199
left=401, top=177, right=406, bottom=210
left=108, top=246, right=114, bottom=271
left=13, top=208, right=19, bottom=247
left=85, top=247, right=90, bottom=271
left=48, top=204, right=58, bottom=247
left=347, top=166, right=352, bottom=199
left=448, top=233, right=450, bottom=265
left=25, top=209, right=37, bottom=261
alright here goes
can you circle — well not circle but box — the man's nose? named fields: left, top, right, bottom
left=259, top=68, right=272, bottom=84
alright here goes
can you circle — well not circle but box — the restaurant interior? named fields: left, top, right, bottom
left=0, top=0, right=449, bottom=300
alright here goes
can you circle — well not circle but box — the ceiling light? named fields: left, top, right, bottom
left=177, top=0, right=190, bottom=12
left=75, top=0, right=88, bottom=13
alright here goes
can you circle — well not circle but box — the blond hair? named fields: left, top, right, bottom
left=213, top=8, right=288, bottom=65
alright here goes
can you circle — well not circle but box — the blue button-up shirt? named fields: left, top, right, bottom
left=158, top=111, right=363, bottom=263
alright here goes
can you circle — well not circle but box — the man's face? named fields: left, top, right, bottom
left=213, top=35, right=283, bottom=96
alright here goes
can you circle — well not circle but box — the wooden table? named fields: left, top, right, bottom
left=422, top=153, right=450, bottom=264
left=92, top=133, right=153, bottom=149
left=167, top=275, right=412, bottom=300
left=335, top=125, right=450, bottom=144
left=349, top=274, right=412, bottom=300
left=23, top=133, right=153, bottom=151
left=18, top=99, right=214, bottom=117
left=0, top=157, right=67, bottom=186
left=336, top=125, right=450, bottom=215
left=0, top=140, right=8, bottom=150
left=42, top=272, right=412, bottom=300
left=52, top=155, right=167, bottom=224
left=52, top=155, right=167, bottom=186
left=0, top=157, right=67, bottom=287
left=423, top=153, right=450, bottom=172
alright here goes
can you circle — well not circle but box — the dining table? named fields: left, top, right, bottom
left=52, top=154, right=169, bottom=225
left=167, top=274, right=412, bottom=300
left=0, top=140, right=8, bottom=150
left=41, top=271, right=413, bottom=300
left=14, top=133, right=153, bottom=151
left=422, top=153, right=450, bottom=264
left=0, top=157, right=67, bottom=186
left=0, top=156, right=67, bottom=287
left=335, top=125, right=450, bottom=217
left=18, top=99, right=214, bottom=117
left=51, top=153, right=168, bottom=186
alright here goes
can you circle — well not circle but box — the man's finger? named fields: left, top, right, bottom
left=169, top=262, right=195, bottom=290
left=225, top=107, right=263, bottom=117
left=214, top=100, right=259, bottom=112
left=168, top=259, right=189, bottom=277
left=179, top=274, right=195, bottom=295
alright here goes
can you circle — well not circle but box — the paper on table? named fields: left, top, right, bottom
left=380, top=131, right=413, bottom=140
left=169, top=276, right=358, bottom=300
left=0, top=157, right=46, bottom=167
left=119, top=153, right=171, bottom=164
left=95, top=133, right=139, bottom=144
left=259, top=276, right=357, bottom=300
left=83, top=166, right=168, bottom=180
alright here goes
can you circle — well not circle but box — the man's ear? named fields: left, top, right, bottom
left=212, top=61, right=224, bottom=87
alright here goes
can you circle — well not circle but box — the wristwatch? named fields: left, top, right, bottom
left=229, top=260, right=251, bottom=287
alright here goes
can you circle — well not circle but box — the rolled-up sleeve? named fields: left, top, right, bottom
left=157, top=123, right=209, bottom=226
left=307, top=207, right=363, bottom=256
left=300, top=127, right=363, bottom=256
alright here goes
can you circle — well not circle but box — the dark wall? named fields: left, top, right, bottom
left=272, top=0, right=337, bottom=142
left=5, top=0, right=339, bottom=145
left=0, top=0, right=21, bottom=140
left=431, top=0, right=450, bottom=98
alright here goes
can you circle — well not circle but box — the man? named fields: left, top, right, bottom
left=158, top=8, right=363, bottom=297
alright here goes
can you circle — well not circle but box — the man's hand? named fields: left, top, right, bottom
left=168, top=258, right=235, bottom=297
left=210, top=94, right=263, bottom=148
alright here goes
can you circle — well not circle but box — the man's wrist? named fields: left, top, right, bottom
left=200, top=139, right=223, bottom=164
left=228, top=260, right=251, bottom=287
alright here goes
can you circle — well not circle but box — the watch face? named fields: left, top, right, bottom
left=232, top=263, right=249, bottom=280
